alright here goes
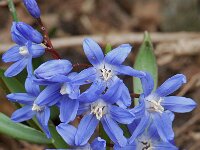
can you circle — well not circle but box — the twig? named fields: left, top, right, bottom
left=175, top=113, right=200, bottom=137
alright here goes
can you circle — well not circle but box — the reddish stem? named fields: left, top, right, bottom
left=36, top=18, right=61, bottom=59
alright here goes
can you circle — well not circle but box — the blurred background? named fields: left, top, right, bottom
left=0, top=0, right=200, bottom=149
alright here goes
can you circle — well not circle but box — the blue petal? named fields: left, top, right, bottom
left=114, top=143, right=136, bottom=150
left=141, top=72, right=154, bottom=96
left=11, top=105, right=35, bottom=122
left=36, top=107, right=51, bottom=138
left=34, top=59, right=72, bottom=79
left=116, top=82, right=131, bottom=108
left=102, top=78, right=123, bottom=104
left=101, top=115, right=127, bottom=147
left=71, top=67, right=97, bottom=85
left=59, top=97, right=79, bottom=123
left=110, top=105, right=135, bottom=124
left=56, top=123, right=76, bottom=146
left=35, top=84, right=62, bottom=106
left=75, top=114, right=99, bottom=146
left=2, top=45, right=23, bottom=63
left=11, top=22, right=28, bottom=45
left=91, top=137, right=106, bottom=150
left=155, top=74, right=186, bottom=97
left=25, top=76, right=40, bottom=96
left=128, top=112, right=150, bottom=144
left=83, top=38, right=104, bottom=66
left=165, top=110, right=175, bottom=121
left=152, top=112, right=174, bottom=142
left=114, top=65, right=145, bottom=78
left=162, top=96, right=197, bottom=113
left=4, top=58, right=28, bottom=77
left=7, top=93, right=35, bottom=105
left=78, top=81, right=106, bottom=103
left=77, top=102, right=90, bottom=115
left=26, top=56, right=33, bottom=76
left=153, top=142, right=178, bottom=150
left=16, top=22, right=43, bottom=44
left=23, top=0, right=41, bottom=18
left=104, top=44, right=132, bottom=65
left=30, top=44, right=45, bottom=58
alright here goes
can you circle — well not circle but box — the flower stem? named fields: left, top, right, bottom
left=36, top=18, right=61, bottom=59
left=7, top=0, right=19, bottom=22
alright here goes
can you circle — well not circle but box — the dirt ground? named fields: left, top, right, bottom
left=0, top=0, right=200, bottom=150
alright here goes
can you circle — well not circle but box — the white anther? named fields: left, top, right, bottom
left=146, top=97, right=164, bottom=113
left=32, top=104, right=43, bottom=112
left=90, top=100, right=107, bottom=120
left=60, top=83, right=71, bottom=95
left=19, top=46, right=29, bottom=56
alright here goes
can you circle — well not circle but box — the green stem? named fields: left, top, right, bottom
left=7, top=0, right=19, bottom=22
left=99, top=124, right=111, bottom=150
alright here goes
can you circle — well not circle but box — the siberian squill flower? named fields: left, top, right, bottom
left=33, top=60, right=80, bottom=123
left=56, top=124, right=106, bottom=150
left=71, top=38, right=145, bottom=106
left=6, top=76, right=51, bottom=138
left=73, top=83, right=135, bottom=147
left=128, top=73, right=197, bottom=143
left=2, top=22, right=44, bottom=77
left=115, top=117, right=178, bottom=150
left=23, top=0, right=41, bottom=18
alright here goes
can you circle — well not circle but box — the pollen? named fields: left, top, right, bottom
left=19, top=46, right=29, bottom=56
left=146, top=97, right=164, bottom=113
left=32, top=104, right=43, bottom=112
left=90, top=100, right=107, bottom=120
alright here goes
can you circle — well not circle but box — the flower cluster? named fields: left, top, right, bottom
left=2, top=0, right=197, bottom=150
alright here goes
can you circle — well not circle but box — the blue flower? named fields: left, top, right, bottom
left=2, top=22, right=44, bottom=77
left=34, top=59, right=72, bottom=84
left=34, top=72, right=80, bottom=123
left=74, top=88, right=135, bottom=147
left=56, top=124, right=106, bottom=150
left=129, top=73, right=197, bottom=143
left=71, top=38, right=145, bottom=106
left=23, top=0, right=41, bottom=18
left=6, top=76, right=51, bottom=138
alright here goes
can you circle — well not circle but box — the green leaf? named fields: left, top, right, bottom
left=105, top=44, right=112, bottom=54
left=0, top=113, right=52, bottom=144
left=0, top=69, right=25, bottom=93
left=133, top=31, right=158, bottom=104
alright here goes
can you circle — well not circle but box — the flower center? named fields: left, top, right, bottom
left=19, top=46, right=29, bottom=56
left=90, top=100, right=107, bottom=120
left=60, top=83, right=71, bottom=95
left=99, top=65, right=112, bottom=81
left=146, top=96, right=164, bottom=113
left=32, top=104, right=43, bottom=112
left=138, top=140, right=152, bottom=150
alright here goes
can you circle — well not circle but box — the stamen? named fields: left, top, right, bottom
left=146, top=97, right=164, bottom=113
left=90, top=100, right=107, bottom=120
left=19, top=46, right=29, bottom=56
left=99, top=65, right=112, bottom=81
left=60, top=83, right=71, bottom=95
left=32, top=104, right=43, bottom=112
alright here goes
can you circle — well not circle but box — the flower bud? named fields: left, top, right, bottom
left=23, top=0, right=41, bottom=18
left=16, top=22, right=43, bottom=44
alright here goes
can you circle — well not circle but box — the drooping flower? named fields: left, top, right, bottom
left=128, top=73, right=197, bottom=143
left=23, top=0, right=41, bottom=18
left=34, top=59, right=72, bottom=84
left=34, top=72, right=80, bottom=123
left=71, top=38, right=145, bottom=107
left=6, top=76, right=51, bottom=138
left=2, top=22, right=44, bottom=77
left=56, top=124, right=106, bottom=150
